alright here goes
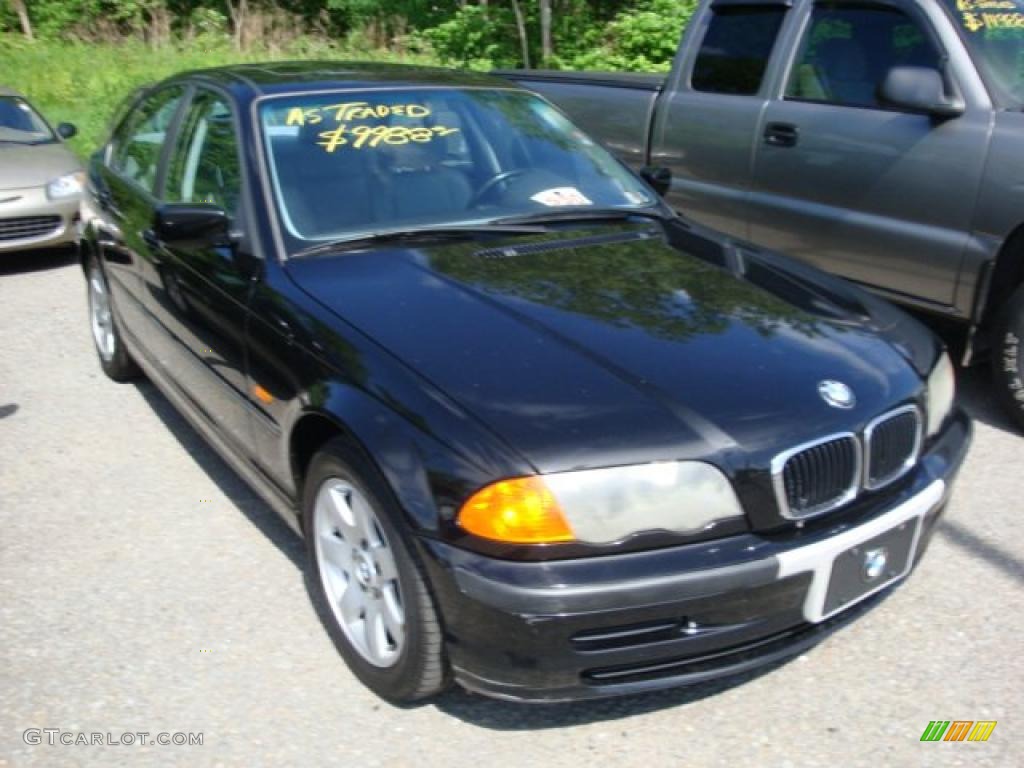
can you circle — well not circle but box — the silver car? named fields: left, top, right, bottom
left=0, top=87, right=84, bottom=254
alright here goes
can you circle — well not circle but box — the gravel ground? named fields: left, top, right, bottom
left=1, top=249, right=1021, bottom=768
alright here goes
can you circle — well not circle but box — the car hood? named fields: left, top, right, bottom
left=0, top=142, right=81, bottom=191
left=285, top=222, right=928, bottom=474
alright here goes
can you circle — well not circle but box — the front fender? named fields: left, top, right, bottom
left=280, top=376, right=529, bottom=537
left=252, top=265, right=534, bottom=535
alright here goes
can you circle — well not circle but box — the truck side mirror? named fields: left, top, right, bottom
left=640, top=166, right=672, bottom=197
left=56, top=122, right=78, bottom=140
left=878, top=66, right=965, bottom=119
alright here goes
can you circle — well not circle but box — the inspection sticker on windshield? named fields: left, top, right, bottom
left=530, top=187, right=593, bottom=207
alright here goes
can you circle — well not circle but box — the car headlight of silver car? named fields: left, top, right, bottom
left=45, top=171, right=85, bottom=201
left=925, top=351, right=955, bottom=438
left=457, top=461, right=745, bottom=545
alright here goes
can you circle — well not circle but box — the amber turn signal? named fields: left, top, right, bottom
left=457, top=477, right=576, bottom=544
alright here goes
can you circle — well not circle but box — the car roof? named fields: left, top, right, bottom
left=0, top=86, right=24, bottom=98
left=174, top=61, right=521, bottom=97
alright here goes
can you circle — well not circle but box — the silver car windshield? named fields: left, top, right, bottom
left=942, top=0, right=1024, bottom=108
left=258, top=88, right=654, bottom=248
left=0, top=96, right=56, bottom=145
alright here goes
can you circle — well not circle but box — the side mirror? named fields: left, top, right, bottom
left=879, top=66, right=965, bottom=119
left=640, top=165, right=672, bottom=197
left=56, top=122, right=78, bottom=140
left=154, top=203, right=234, bottom=248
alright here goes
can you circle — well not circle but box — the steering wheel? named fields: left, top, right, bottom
left=468, top=168, right=530, bottom=208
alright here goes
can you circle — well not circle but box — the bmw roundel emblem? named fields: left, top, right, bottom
left=818, top=380, right=856, bottom=409
left=862, top=547, right=889, bottom=582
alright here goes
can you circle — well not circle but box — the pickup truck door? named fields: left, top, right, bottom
left=746, top=0, right=990, bottom=310
left=649, top=0, right=793, bottom=238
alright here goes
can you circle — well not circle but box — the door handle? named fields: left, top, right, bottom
left=764, top=122, right=800, bottom=148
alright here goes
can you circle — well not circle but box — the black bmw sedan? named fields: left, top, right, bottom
left=81, top=62, right=970, bottom=703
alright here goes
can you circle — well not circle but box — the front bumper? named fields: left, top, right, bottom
left=0, top=186, right=80, bottom=253
left=417, top=409, right=971, bottom=701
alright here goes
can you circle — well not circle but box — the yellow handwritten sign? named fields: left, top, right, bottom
left=317, top=124, right=460, bottom=152
left=962, top=11, right=985, bottom=30
left=282, top=101, right=461, bottom=152
left=957, top=0, right=1018, bottom=9
left=960, top=8, right=1024, bottom=30
left=985, top=11, right=1024, bottom=26
left=286, top=102, right=433, bottom=126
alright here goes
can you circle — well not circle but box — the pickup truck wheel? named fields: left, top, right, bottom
left=992, top=284, right=1024, bottom=431
left=303, top=437, right=450, bottom=703
left=87, top=256, right=140, bottom=382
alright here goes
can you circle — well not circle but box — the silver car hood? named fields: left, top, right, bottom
left=0, top=142, right=82, bottom=191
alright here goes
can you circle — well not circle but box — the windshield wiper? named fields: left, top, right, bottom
left=495, top=207, right=670, bottom=226
left=291, top=223, right=550, bottom=259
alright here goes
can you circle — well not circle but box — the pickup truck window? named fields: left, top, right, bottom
left=259, top=88, right=654, bottom=246
left=941, top=0, right=1024, bottom=108
left=786, top=5, right=941, bottom=109
left=692, top=6, right=788, bottom=94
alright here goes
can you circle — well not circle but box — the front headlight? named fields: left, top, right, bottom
left=46, top=171, right=85, bottom=201
left=457, top=461, right=744, bottom=545
left=925, top=351, right=956, bottom=438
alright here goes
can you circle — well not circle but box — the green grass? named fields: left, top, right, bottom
left=0, top=34, right=441, bottom=158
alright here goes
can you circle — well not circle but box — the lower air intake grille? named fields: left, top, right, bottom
left=773, top=434, right=860, bottom=519
left=0, top=215, right=61, bottom=241
left=864, top=406, right=922, bottom=490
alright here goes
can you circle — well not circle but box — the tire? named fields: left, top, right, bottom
left=302, top=437, right=450, bottom=703
left=991, top=284, right=1024, bottom=432
left=86, top=255, right=140, bottom=382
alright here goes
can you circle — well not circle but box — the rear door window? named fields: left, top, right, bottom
left=691, top=5, right=789, bottom=94
left=109, top=86, right=185, bottom=193
left=786, top=4, right=943, bottom=109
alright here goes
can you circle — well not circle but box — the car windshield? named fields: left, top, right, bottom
left=0, top=96, right=55, bottom=144
left=258, top=88, right=655, bottom=248
left=942, top=0, right=1024, bottom=108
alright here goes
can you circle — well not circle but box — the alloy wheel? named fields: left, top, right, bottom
left=88, top=265, right=116, bottom=362
left=313, top=478, right=405, bottom=668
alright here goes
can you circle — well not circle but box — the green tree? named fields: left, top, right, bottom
left=568, top=0, right=695, bottom=71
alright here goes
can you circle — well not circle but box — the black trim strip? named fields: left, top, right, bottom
left=712, top=0, right=794, bottom=7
